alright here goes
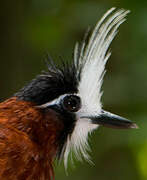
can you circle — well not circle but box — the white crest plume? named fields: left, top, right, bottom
left=64, top=8, right=130, bottom=168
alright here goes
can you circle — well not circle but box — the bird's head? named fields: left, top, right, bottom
left=15, top=8, right=137, bottom=167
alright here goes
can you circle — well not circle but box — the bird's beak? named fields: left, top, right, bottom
left=81, top=110, right=138, bottom=129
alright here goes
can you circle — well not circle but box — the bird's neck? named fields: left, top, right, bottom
left=0, top=97, right=63, bottom=159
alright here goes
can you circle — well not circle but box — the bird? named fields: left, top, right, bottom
left=0, top=7, right=137, bottom=180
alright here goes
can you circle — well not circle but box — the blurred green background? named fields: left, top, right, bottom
left=0, top=0, right=147, bottom=180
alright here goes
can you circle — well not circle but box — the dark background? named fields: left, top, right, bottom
left=0, top=0, right=147, bottom=180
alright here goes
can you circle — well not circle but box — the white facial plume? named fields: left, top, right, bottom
left=63, top=8, right=130, bottom=167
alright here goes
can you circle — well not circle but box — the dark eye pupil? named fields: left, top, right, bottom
left=62, top=95, right=81, bottom=112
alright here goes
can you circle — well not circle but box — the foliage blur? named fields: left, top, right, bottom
left=0, top=0, right=147, bottom=179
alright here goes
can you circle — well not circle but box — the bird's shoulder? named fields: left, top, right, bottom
left=0, top=123, right=41, bottom=179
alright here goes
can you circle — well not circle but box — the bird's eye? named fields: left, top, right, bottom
left=61, top=95, right=81, bottom=112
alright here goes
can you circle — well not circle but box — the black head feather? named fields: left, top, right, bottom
left=15, top=56, right=80, bottom=105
